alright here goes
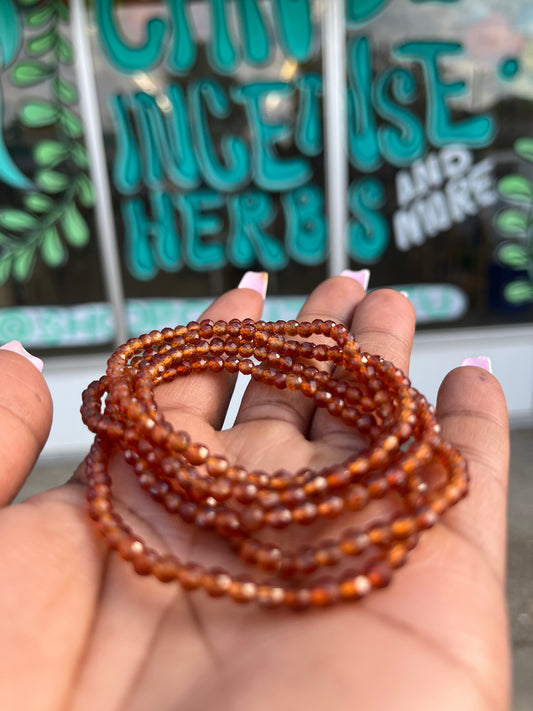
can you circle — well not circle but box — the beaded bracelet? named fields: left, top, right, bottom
left=81, top=318, right=468, bottom=610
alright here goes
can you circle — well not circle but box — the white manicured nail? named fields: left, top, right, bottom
left=460, top=356, right=492, bottom=374
left=340, top=269, right=370, bottom=291
left=0, top=340, right=44, bottom=372
left=238, top=271, right=269, bottom=299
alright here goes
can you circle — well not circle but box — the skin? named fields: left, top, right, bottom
left=0, top=276, right=510, bottom=711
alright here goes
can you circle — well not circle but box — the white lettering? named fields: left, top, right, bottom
left=445, top=178, right=477, bottom=223
left=440, top=145, right=472, bottom=180
left=468, top=157, right=497, bottom=207
left=396, top=170, right=416, bottom=207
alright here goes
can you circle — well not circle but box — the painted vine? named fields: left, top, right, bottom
left=493, top=138, right=533, bottom=305
left=0, top=0, right=94, bottom=286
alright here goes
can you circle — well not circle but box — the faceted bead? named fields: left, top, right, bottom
left=185, top=443, right=208, bottom=465
left=310, top=578, right=339, bottom=607
left=339, top=529, right=369, bottom=556
left=285, top=588, right=312, bottom=611
left=118, top=536, right=145, bottom=562
left=203, top=568, right=232, bottom=597
left=229, top=578, right=258, bottom=603
left=391, top=515, right=417, bottom=540
left=314, top=540, right=342, bottom=567
left=257, top=585, right=286, bottom=609
left=339, top=574, right=371, bottom=600
left=133, top=548, right=158, bottom=576
left=178, top=563, right=204, bottom=590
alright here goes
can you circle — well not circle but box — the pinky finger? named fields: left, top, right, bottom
left=436, top=358, right=509, bottom=582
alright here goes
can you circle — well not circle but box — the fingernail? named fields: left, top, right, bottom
left=0, top=340, right=44, bottom=372
left=400, top=290, right=409, bottom=299
left=340, top=269, right=370, bottom=291
left=238, top=271, right=269, bottom=299
left=460, top=356, right=492, bottom=374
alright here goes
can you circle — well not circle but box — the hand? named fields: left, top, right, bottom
left=0, top=275, right=510, bottom=711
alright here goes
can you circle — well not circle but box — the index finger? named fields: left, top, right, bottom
left=154, top=273, right=267, bottom=430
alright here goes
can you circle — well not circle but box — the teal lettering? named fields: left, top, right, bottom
left=282, top=185, right=326, bottom=265
left=189, top=79, right=250, bottom=192
left=227, top=191, right=286, bottom=270
left=110, top=95, right=142, bottom=194
left=167, top=0, right=196, bottom=73
left=394, top=41, right=495, bottom=147
left=176, top=190, right=225, bottom=270
left=272, top=0, right=313, bottom=62
left=236, top=0, right=270, bottom=65
left=122, top=192, right=181, bottom=281
left=346, top=0, right=390, bottom=24
left=0, top=0, right=21, bottom=68
left=374, top=67, right=425, bottom=166
left=0, top=1, right=29, bottom=188
left=95, top=0, right=166, bottom=72
left=348, top=177, right=389, bottom=263
left=233, top=82, right=312, bottom=191
left=132, top=89, right=199, bottom=190
left=347, top=37, right=381, bottom=172
left=207, top=0, right=238, bottom=73
left=295, top=74, right=323, bottom=157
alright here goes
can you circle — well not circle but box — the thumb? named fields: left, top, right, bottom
left=0, top=342, right=53, bottom=505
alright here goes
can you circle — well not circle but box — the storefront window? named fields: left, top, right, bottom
left=90, top=0, right=327, bottom=329
left=0, top=0, right=532, bottom=352
left=0, top=0, right=106, bottom=350
left=345, top=0, right=533, bottom=327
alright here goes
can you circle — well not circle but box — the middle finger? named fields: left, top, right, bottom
left=233, top=271, right=369, bottom=433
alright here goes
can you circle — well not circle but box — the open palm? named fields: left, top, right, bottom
left=0, top=276, right=510, bottom=711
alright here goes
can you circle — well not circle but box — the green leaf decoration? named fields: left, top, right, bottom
left=61, top=203, right=89, bottom=247
left=0, top=257, right=11, bottom=287
left=514, top=138, right=533, bottom=164
left=497, top=175, right=533, bottom=204
left=59, top=108, right=83, bottom=138
left=55, top=35, right=73, bottom=63
left=72, top=144, right=88, bottom=169
left=27, top=29, right=56, bottom=56
left=54, top=78, right=78, bottom=105
left=26, top=5, right=56, bottom=28
left=23, top=192, right=53, bottom=212
left=19, top=99, right=57, bottom=127
left=494, top=209, right=528, bottom=236
left=57, top=4, right=69, bottom=21
left=503, top=279, right=533, bottom=304
left=36, top=169, right=69, bottom=193
left=11, top=60, right=52, bottom=86
left=497, top=243, right=530, bottom=270
left=1, top=1, right=94, bottom=285
left=0, top=209, right=39, bottom=231
left=34, top=139, right=68, bottom=167
left=13, top=246, right=36, bottom=281
left=41, top=226, right=66, bottom=267
left=77, top=175, right=95, bottom=207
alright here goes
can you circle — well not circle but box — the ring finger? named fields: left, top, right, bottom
left=309, top=287, right=416, bottom=447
